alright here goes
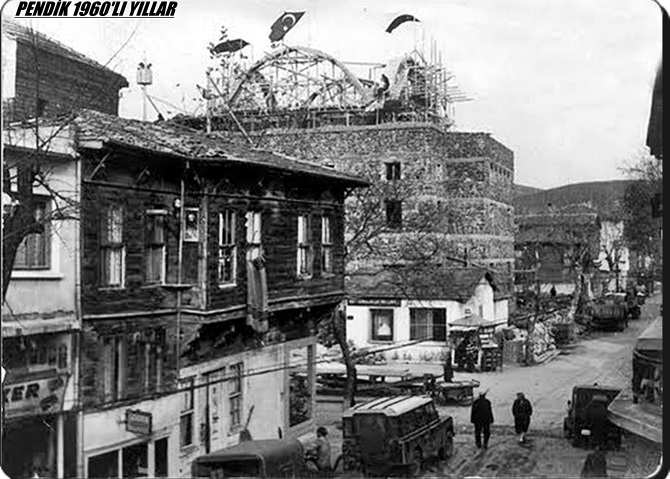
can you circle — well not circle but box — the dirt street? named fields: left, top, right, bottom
left=316, top=294, right=662, bottom=477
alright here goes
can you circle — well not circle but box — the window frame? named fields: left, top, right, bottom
left=385, top=162, right=401, bottom=181
left=100, top=205, right=126, bottom=288
left=228, top=362, right=243, bottom=431
left=103, top=336, right=126, bottom=403
left=384, top=200, right=402, bottom=230
left=321, top=216, right=333, bottom=275
left=370, top=308, right=394, bottom=342
left=179, top=378, right=195, bottom=449
left=218, top=210, right=237, bottom=286
left=409, top=308, right=447, bottom=342
left=144, top=209, right=168, bottom=285
left=14, top=196, right=51, bottom=270
left=296, top=214, right=312, bottom=278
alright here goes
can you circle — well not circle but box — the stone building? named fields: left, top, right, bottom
left=1, top=18, right=128, bottom=123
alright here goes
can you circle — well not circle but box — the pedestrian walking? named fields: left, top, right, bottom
left=470, top=391, right=494, bottom=448
left=512, top=392, right=533, bottom=443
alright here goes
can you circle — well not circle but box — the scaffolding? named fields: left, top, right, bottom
left=203, top=42, right=470, bottom=133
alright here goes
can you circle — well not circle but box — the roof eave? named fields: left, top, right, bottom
left=78, top=137, right=368, bottom=186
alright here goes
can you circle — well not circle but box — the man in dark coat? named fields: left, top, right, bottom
left=471, top=391, right=494, bottom=448
left=512, top=392, right=533, bottom=443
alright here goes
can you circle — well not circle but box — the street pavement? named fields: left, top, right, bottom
left=316, top=292, right=662, bottom=477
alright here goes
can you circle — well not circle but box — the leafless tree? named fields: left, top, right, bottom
left=2, top=23, right=130, bottom=303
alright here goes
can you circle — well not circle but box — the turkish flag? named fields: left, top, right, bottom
left=269, top=11, right=305, bottom=42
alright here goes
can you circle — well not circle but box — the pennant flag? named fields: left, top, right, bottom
left=211, top=38, right=249, bottom=55
left=386, top=14, right=420, bottom=33
left=269, top=11, right=305, bottom=42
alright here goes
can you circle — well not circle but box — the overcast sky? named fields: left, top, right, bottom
left=2, top=0, right=663, bottom=188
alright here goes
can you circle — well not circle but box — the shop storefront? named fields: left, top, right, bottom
left=2, top=332, right=77, bottom=478
left=83, top=397, right=180, bottom=478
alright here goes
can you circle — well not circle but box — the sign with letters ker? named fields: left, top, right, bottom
left=2, top=373, right=69, bottom=419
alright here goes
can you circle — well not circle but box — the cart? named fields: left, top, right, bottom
left=397, top=375, right=480, bottom=405
left=315, top=363, right=479, bottom=406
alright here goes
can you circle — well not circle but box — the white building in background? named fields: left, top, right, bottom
left=345, top=267, right=508, bottom=362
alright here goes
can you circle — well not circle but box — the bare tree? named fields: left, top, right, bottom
left=2, top=23, right=128, bottom=303
left=620, top=153, right=663, bottom=285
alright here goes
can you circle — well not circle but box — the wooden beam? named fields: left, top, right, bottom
left=86, top=152, right=111, bottom=181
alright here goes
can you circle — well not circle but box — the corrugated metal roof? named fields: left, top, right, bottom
left=343, top=396, right=433, bottom=417
left=73, top=109, right=368, bottom=186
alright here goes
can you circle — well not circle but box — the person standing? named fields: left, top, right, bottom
left=471, top=392, right=494, bottom=448
left=308, top=426, right=332, bottom=472
left=512, top=392, right=533, bottom=443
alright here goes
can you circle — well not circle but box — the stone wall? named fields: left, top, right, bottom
left=253, top=123, right=515, bottom=289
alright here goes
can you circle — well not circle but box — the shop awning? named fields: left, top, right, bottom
left=607, top=388, right=662, bottom=444
left=1, top=315, right=79, bottom=337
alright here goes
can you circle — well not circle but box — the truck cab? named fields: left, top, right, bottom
left=563, top=385, right=622, bottom=448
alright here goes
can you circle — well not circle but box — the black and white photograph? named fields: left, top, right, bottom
left=0, top=0, right=663, bottom=477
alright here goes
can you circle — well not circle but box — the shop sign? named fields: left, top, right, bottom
left=2, top=374, right=69, bottom=419
left=348, top=298, right=401, bottom=307
left=126, top=409, right=152, bottom=435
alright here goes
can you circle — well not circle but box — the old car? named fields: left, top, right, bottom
left=563, top=384, right=622, bottom=448
left=342, top=395, right=454, bottom=476
left=191, top=438, right=307, bottom=478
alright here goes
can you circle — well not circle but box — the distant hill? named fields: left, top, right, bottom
left=514, top=184, right=544, bottom=197
left=514, top=180, right=637, bottom=220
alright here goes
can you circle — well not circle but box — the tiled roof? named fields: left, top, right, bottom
left=2, top=18, right=128, bottom=86
left=73, top=110, right=368, bottom=186
left=516, top=212, right=600, bottom=244
left=346, top=266, right=494, bottom=301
